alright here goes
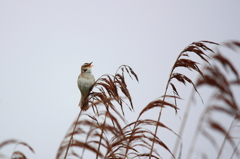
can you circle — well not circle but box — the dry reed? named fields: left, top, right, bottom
left=1, top=41, right=239, bottom=159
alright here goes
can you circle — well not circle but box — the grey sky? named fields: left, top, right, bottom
left=0, top=1, right=240, bottom=159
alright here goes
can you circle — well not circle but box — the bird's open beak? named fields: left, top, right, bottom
left=88, top=62, right=93, bottom=67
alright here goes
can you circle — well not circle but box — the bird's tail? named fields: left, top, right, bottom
left=79, top=95, right=89, bottom=111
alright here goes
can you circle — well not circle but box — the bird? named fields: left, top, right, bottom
left=77, top=62, right=95, bottom=110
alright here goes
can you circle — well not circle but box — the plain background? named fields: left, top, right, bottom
left=1, top=1, right=240, bottom=159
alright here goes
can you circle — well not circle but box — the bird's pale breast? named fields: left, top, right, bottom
left=78, top=74, right=95, bottom=96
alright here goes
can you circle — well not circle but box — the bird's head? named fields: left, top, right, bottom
left=81, top=62, right=93, bottom=73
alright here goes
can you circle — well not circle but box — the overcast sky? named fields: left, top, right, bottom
left=0, top=1, right=240, bottom=159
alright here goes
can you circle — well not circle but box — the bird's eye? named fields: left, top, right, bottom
left=83, top=69, right=87, bottom=72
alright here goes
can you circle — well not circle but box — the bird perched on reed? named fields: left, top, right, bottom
left=77, top=62, right=95, bottom=110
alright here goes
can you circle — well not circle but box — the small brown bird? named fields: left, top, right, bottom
left=77, top=62, right=95, bottom=110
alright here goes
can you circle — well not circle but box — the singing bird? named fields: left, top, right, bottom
left=77, top=62, right=95, bottom=110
